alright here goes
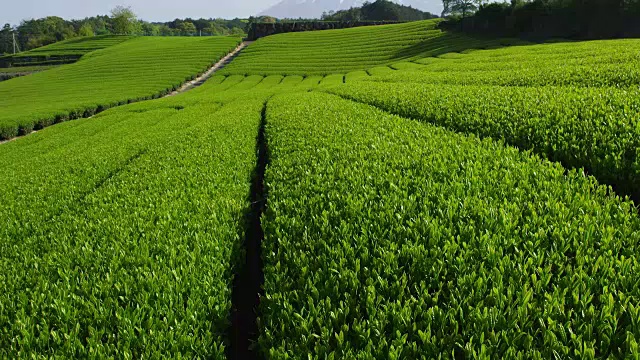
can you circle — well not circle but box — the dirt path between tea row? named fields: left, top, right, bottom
left=165, top=40, right=254, bottom=97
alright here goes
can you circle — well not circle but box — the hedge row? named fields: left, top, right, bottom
left=0, top=93, right=263, bottom=357
left=362, top=38, right=640, bottom=87
left=325, top=81, right=640, bottom=202
left=222, top=20, right=523, bottom=76
left=260, top=91, right=640, bottom=358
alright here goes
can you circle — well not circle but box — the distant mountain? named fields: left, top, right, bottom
left=259, top=0, right=443, bottom=20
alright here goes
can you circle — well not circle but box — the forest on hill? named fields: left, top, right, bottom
left=3, top=0, right=640, bottom=58
left=443, top=0, right=640, bottom=38
left=321, top=0, right=438, bottom=21
left=0, top=6, right=246, bottom=55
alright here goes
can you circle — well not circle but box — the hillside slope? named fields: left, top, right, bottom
left=14, top=35, right=132, bottom=57
left=221, top=19, right=521, bottom=75
left=0, top=35, right=132, bottom=67
left=2, top=17, right=640, bottom=359
left=0, top=36, right=241, bottom=140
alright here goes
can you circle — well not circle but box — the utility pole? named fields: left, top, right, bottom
left=12, top=32, right=20, bottom=54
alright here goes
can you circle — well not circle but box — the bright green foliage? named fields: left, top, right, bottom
left=297, top=75, right=323, bottom=89
left=3, top=17, right=640, bottom=359
left=345, top=70, right=369, bottom=82
left=360, top=39, right=640, bottom=87
left=325, top=82, right=640, bottom=201
left=9, top=35, right=132, bottom=59
left=388, top=61, right=425, bottom=70
left=0, top=89, right=263, bottom=357
left=366, top=65, right=396, bottom=76
left=319, top=74, right=345, bottom=87
left=0, top=73, right=324, bottom=357
left=0, top=36, right=242, bottom=140
left=261, top=91, right=640, bottom=358
left=221, top=20, right=524, bottom=76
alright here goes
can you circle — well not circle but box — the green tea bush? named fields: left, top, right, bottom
left=221, top=20, right=520, bottom=76
left=361, top=39, right=640, bottom=87
left=0, top=92, right=262, bottom=357
left=0, top=36, right=241, bottom=140
left=325, top=82, right=640, bottom=201
left=260, top=91, right=640, bottom=358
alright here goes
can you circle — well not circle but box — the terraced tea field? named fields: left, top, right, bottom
left=0, top=36, right=241, bottom=140
left=1, top=19, right=639, bottom=359
left=0, top=35, right=132, bottom=66
left=0, top=65, right=57, bottom=81
left=0, top=37, right=129, bottom=81
left=261, top=90, right=640, bottom=359
left=221, top=20, right=527, bottom=76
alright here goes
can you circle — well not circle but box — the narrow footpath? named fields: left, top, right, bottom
left=166, top=41, right=254, bottom=97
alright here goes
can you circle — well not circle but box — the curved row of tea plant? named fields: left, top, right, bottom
left=324, top=82, right=640, bottom=201
left=221, top=20, right=523, bottom=76
left=12, top=35, right=133, bottom=58
left=363, top=39, right=640, bottom=87
left=0, top=35, right=132, bottom=68
left=260, top=91, right=640, bottom=358
left=415, top=38, right=640, bottom=70
left=223, top=19, right=640, bottom=88
left=365, top=63, right=640, bottom=87
left=0, top=71, right=328, bottom=357
left=0, top=36, right=242, bottom=140
left=0, top=93, right=264, bottom=357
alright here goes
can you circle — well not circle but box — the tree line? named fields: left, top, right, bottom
left=0, top=6, right=247, bottom=55
left=440, top=0, right=640, bottom=38
left=4, top=0, right=638, bottom=56
left=321, top=0, right=438, bottom=21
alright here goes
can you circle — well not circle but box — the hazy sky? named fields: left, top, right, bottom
left=1, top=0, right=282, bottom=26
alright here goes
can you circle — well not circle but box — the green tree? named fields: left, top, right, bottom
left=441, top=0, right=453, bottom=17
left=178, top=21, right=197, bottom=35
left=78, top=23, right=95, bottom=37
left=141, top=22, right=160, bottom=36
left=192, top=18, right=210, bottom=32
left=229, top=27, right=245, bottom=36
left=259, top=16, right=277, bottom=23
left=158, top=24, right=174, bottom=36
left=110, top=5, right=137, bottom=34
left=93, top=17, right=111, bottom=35
left=360, top=0, right=401, bottom=20
left=451, top=0, right=478, bottom=17
left=0, top=24, right=12, bottom=54
left=17, top=17, right=77, bottom=50
left=204, top=22, right=228, bottom=35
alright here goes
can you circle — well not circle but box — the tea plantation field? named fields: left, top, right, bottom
left=1, top=20, right=639, bottom=359
left=0, top=36, right=241, bottom=140
left=220, top=19, right=528, bottom=76
left=0, top=35, right=133, bottom=66
left=0, top=66, right=57, bottom=82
